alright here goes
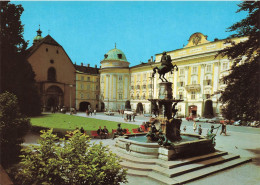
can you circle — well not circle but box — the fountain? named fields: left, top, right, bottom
left=115, top=52, right=215, bottom=160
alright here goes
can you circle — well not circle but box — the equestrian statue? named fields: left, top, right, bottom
left=152, top=51, right=178, bottom=82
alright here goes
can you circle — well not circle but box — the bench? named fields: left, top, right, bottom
left=132, top=128, right=140, bottom=133
left=91, top=131, right=99, bottom=138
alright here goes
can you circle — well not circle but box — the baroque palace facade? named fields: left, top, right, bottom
left=28, top=29, right=246, bottom=117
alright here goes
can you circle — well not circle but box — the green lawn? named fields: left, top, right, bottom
left=30, top=113, right=138, bottom=133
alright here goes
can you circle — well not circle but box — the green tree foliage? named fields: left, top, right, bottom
left=0, top=1, right=41, bottom=116
left=204, top=100, right=213, bottom=118
left=15, top=129, right=127, bottom=185
left=217, top=1, right=260, bottom=121
left=0, top=92, right=31, bottom=167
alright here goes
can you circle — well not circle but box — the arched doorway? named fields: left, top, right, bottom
left=136, top=102, right=143, bottom=114
left=45, top=85, right=63, bottom=111
left=79, top=102, right=91, bottom=112
left=188, top=105, right=197, bottom=117
left=125, top=100, right=131, bottom=110
left=101, top=102, right=105, bottom=112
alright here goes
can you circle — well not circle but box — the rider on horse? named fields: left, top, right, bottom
left=152, top=51, right=177, bottom=82
left=159, top=51, right=174, bottom=71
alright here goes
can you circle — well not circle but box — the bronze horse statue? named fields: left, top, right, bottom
left=152, top=52, right=178, bottom=82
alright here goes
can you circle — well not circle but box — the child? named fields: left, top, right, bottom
left=193, top=121, right=197, bottom=132
left=198, top=125, right=202, bottom=135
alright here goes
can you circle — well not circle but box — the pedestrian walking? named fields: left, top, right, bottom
left=183, top=126, right=186, bottom=132
left=132, top=114, right=135, bottom=122
left=193, top=121, right=197, bottom=132
left=94, top=109, right=96, bottom=115
left=129, top=114, right=132, bottom=122
left=220, top=122, right=227, bottom=136
left=198, top=125, right=202, bottom=135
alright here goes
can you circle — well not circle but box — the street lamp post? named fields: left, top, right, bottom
left=69, top=84, right=73, bottom=112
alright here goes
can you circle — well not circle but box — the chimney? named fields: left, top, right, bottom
left=151, top=56, right=153, bottom=62
left=95, top=65, right=97, bottom=68
left=87, top=64, right=90, bottom=67
left=81, top=63, right=83, bottom=66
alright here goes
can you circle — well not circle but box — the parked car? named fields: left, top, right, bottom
left=194, top=117, right=209, bottom=122
left=220, top=119, right=235, bottom=125
left=250, top=121, right=260, bottom=127
left=233, top=120, right=241, bottom=126
left=186, top=117, right=194, bottom=121
left=208, top=117, right=223, bottom=124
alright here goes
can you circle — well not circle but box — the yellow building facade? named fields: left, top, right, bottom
left=74, top=64, right=100, bottom=111
left=127, top=32, right=247, bottom=117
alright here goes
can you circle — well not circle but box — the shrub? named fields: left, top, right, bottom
left=15, top=129, right=127, bottom=185
left=0, top=92, right=30, bottom=167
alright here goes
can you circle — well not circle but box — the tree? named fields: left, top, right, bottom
left=15, top=129, right=128, bottom=185
left=0, top=1, right=41, bottom=116
left=203, top=100, right=213, bottom=118
left=217, top=1, right=260, bottom=121
left=0, top=92, right=31, bottom=167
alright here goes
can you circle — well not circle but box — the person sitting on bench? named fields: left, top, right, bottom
left=103, top=126, right=109, bottom=139
left=97, top=126, right=105, bottom=139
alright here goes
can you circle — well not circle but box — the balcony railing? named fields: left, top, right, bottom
left=185, top=84, right=201, bottom=91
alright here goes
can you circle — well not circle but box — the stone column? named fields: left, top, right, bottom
left=113, top=74, right=117, bottom=100
left=213, top=62, right=220, bottom=97
left=124, top=75, right=128, bottom=99
left=105, top=74, right=109, bottom=100
left=173, top=72, right=177, bottom=98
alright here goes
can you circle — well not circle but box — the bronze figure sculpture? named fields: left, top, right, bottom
left=152, top=52, right=178, bottom=82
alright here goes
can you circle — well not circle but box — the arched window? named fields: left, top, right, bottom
left=48, top=67, right=56, bottom=81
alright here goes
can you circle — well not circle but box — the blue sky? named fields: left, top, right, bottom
left=13, top=1, right=246, bottom=67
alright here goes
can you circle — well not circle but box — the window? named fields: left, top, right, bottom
left=118, top=54, right=122, bottom=59
left=119, top=75, right=122, bottom=80
left=131, top=94, right=134, bottom=100
left=50, top=59, right=54, bottom=64
left=137, top=94, right=140, bottom=99
left=192, top=66, right=198, bottom=74
left=87, top=85, right=90, bottom=90
left=137, top=85, right=140, bottom=89
left=191, top=91, right=196, bottom=100
left=47, top=67, right=56, bottom=81
left=206, top=65, right=212, bottom=72
left=96, top=95, right=99, bottom=100
left=119, top=93, right=122, bottom=100
left=56, top=50, right=59, bottom=54
left=143, top=94, right=146, bottom=99
left=143, top=84, right=146, bottom=89
left=131, top=85, right=134, bottom=90
left=80, top=93, right=84, bottom=99
left=81, top=84, right=84, bottom=89
left=46, top=48, right=48, bottom=52
left=81, top=76, right=84, bottom=81
left=222, top=63, right=228, bottom=70
left=180, top=68, right=184, bottom=75
left=179, top=92, right=183, bottom=99
left=87, top=77, right=90, bottom=81
left=96, top=85, right=99, bottom=90
left=191, top=76, right=197, bottom=84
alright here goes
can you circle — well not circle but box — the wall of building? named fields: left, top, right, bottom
left=27, top=43, right=76, bottom=110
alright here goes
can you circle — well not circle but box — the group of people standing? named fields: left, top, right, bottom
left=184, top=121, right=227, bottom=136
left=86, top=109, right=96, bottom=116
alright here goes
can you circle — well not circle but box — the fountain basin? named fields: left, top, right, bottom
left=115, top=133, right=215, bottom=161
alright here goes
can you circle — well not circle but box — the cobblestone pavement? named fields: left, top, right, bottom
left=24, top=113, right=260, bottom=185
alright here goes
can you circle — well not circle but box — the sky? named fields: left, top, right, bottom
left=12, top=1, right=247, bottom=67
